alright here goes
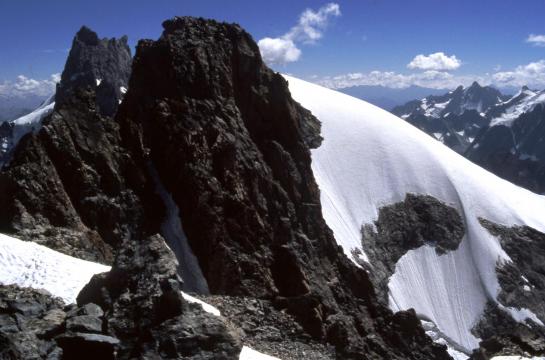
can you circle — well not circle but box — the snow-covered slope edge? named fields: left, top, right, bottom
left=285, top=75, right=545, bottom=353
left=0, top=233, right=108, bottom=304
left=0, top=94, right=55, bottom=165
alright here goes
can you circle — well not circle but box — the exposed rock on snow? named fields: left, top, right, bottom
left=479, top=219, right=545, bottom=326
left=356, top=193, right=465, bottom=302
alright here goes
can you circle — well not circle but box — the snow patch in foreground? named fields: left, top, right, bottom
left=181, top=292, right=221, bottom=316
left=0, top=233, right=110, bottom=304
left=239, top=346, right=281, bottom=360
left=284, top=75, right=545, bottom=352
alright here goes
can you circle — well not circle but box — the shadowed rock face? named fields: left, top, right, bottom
left=0, top=18, right=451, bottom=359
left=356, top=193, right=465, bottom=302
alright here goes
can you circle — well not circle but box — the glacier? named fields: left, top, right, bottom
left=285, top=75, right=545, bottom=353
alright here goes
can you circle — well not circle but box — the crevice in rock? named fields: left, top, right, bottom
left=148, top=163, right=210, bottom=294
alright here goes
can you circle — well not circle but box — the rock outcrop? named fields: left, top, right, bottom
left=77, top=234, right=241, bottom=359
left=356, top=194, right=465, bottom=302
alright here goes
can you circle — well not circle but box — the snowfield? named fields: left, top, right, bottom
left=285, top=75, right=545, bottom=353
left=0, top=233, right=109, bottom=304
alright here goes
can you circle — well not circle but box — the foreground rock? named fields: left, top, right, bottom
left=77, top=234, right=241, bottom=359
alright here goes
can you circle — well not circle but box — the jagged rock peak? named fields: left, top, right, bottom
left=56, top=26, right=132, bottom=117
left=75, top=26, right=100, bottom=45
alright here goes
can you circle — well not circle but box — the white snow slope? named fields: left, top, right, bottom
left=285, top=75, right=545, bottom=353
left=0, top=233, right=109, bottom=304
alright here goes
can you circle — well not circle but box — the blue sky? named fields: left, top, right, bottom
left=1, top=0, right=545, bottom=93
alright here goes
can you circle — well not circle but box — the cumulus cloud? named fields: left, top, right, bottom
left=257, top=38, right=301, bottom=64
left=0, top=74, right=60, bottom=98
left=492, top=60, right=545, bottom=88
left=407, top=52, right=462, bottom=71
left=258, top=3, right=340, bottom=64
left=526, top=34, right=545, bottom=47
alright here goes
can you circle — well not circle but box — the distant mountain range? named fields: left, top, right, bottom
left=392, top=83, right=545, bottom=194
left=338, top=85, right=450, bottom=110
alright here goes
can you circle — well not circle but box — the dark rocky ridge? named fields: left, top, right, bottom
left=471, top=302, right=545, bottom=359
left=0, top=29, right=155, bottom=264
left=355, top=194, right=465, bottom=302
left=0, top=18, right=453, bottom=358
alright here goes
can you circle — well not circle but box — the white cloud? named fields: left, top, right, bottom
left=407, top=52, right=462, bottom=71
left=258, top=3, right=340, bottom=64
left=0, top=74, right=60, bottom=98
left=526, top=34, right=545, bottom=47
left=492, top=60, right=545, bottom=88
left=257, top=38, right=301, bottom=64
